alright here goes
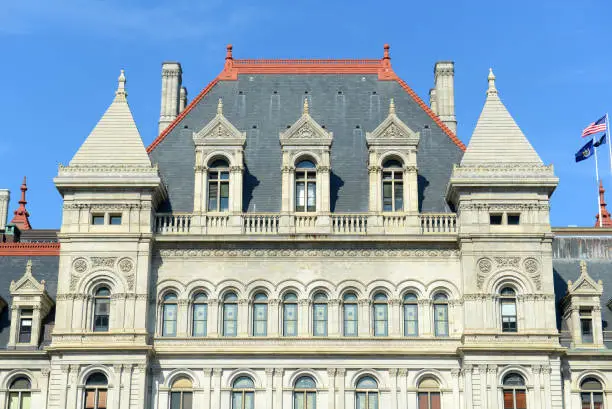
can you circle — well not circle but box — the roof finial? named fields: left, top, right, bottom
left=303, top=97, right=309, bottom=115
left=25, top=259, right=32, bottom=276
left=226, top=44, right=233, bottom=60
left=595, top=180, right=612, bottom=227
left=10, top=176, right=31, bottom=230
left=383, top=44, right=390, bottom=60
left=217, top=98, right=223, bottom=115
left=116, top=69, right=127, bottom=98
left=389, top=98, right=396, bottom=115
left=487, top=68, right=497, bottom=95
left=580, top=259, right=588, bottom=276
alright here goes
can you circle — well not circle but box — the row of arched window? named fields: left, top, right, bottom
left=158, top=290, right=451, bottom=338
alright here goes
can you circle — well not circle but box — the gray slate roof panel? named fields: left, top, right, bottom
left=149, top=74, right=464, bottom=213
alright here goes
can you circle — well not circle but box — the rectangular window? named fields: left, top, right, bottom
left=580, top=309, right=593, bottom=344
left=313, top=303, right=328, bottom=336
left=343, top=304, right=358, bottom=336
left=306, top=182, right=316, bottom=212
left=434, top=304, right=449, bottom=337
left=162, top=304, right=177, bottom=337
left=394, top=182, right=403, bottom=211
left=404, top=304, right=418, bottom=336
left=373, top=304, right=388, bottom=336
left=220, top=182, right=229, bottom=211
left=18, top=309, right=33, bottom=344
left=382, top=180, right=393, bottom=212
left=253, top=303, right=268, bottom=336
left=208, top=182, right=218, bottom=211
left=223, top=304, right=238, bottom=337
left=507, top=213, right=520, bottom=225
left=501, top=300, right=518, bottom=332
left=296, top=181, right=306, bottom=212
left=490, top=214, right=503, bottom=225
left=283, top=304, right=298, bottom=336
left=109, top=214, right=122, bottom=225
left=192, top=304, right=207, bottom=337
left=93, top=300, right=110, bottom=332
left=92, top=214, right=105, bottom=225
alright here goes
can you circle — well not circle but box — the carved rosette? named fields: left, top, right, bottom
left=476, top=258, right=493, bottom=289
left=476, top=256, right=542, bottom=291
left=72, top=258, right=88, bottom=274
left=523, top=257, right=541, bottom=290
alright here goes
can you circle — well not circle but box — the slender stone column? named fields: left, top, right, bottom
left=208, top=299, right=219, bottom=337
left=299, top=299, right=311, bottom=336
left=40, top=368, right=50, bottom=409
left=202, top=368, right=212, bottom=409
left=389, top=369, right=398, bottom=409
left=265, top=368, right=274, bottom=409
left=337, top=369, right=346, bottom=409
left=269, top=299, right=280, bottom=337
left=327, top=369, right=336, bottom=409
left=358, top=299, right=371, bottom=336
left=398, top=369, right=408, bottom=409
left=212, top=369, right=222, bottom=409
left=238, top=299, right=250, bottom=336
left=329, top=299, right=341, bottom=337
left=463, top=365, right=473, bottom=409
left=274, top=369, right=283, bottom=409
left=389, top=299, right=401, bottom=336
left=177, top=299, right=189, bottom=337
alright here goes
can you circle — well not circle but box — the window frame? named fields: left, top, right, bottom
left=500, top=287, right=518, bottom=333
left=381, top=159, right=404, bottom=212
left=502, top=373, right=527, bottom=409
left=170, top=377, right=194, bottom=409
left=312, top=292, right=328, bottom=337
left=403, top=293, right=419, bottom=337
left=223, top=292, right=239, bottom=337
left=355, top=376, right=379, bottom=409
left=8, top=377, right=31, bottom=409
left=231, top=376, right=255, bottom=409
left=342, top=293, right=359, bottom=337
left=433, top=293, right=449, bottom=337
left=580, top=308, right=594, bottom=344
left=83, top=373, right=108, bottom=409
left=282, top=293, right=298, bottom=337
left=93, top=287, right=111, bottom=333
left=293, top=376, right=317, bottom=409
left=372, top=293, right=388, bottom=337
left=192, top=292, right=208, bottom=337
left=580, top=377, right=604, bottom=409
left=207, top=158, right=230, bottom=212
left=252, top=292, right=268, bottom=337
left=161, top=292, right=178, bottom=337
left=295, top=160, right=317, bottom=213
left=17, top=309, right=33, bottom=344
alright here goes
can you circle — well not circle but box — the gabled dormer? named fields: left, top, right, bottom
left=8, top=260, right=53, bottom=349
left=192, top=99, right=246, bottom=216
left=279, top=98, right=333, bottom=216
left=366, top=99, right=420, bottom=214
left=562, top=260, right=605, bottom=349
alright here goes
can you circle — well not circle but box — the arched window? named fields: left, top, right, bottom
left=372, top=293, right=388, bottom=336
left=343, top=293, right=358, bottom=337
left=162, top=292, right=178, bottom=337
left=93, top=287, right=111, bottom=332
left=192, top=292, right=208, bottom=337
left=170, top=377, right=193, bottom=409
left=283, top=293, right=298, bottom=336
left=8, top=377, right=31, bottom=409
left=312, top=292, right=328, bottom=336
left=294, top=376, right=316, bottom=409
left=208, top=158, right=230, bottom=212
left=502, top=373, right=526, bottom=409
left=295, top=160, right=317, bottom=212
left=252, top=293, right=268, bottom=336
left=382, top=159, right=403, bottom=212
left=84, top=373, right=108, bottom=409
left=500, top=287, right=517, bottom=333
left=223, top=292, right=238, bottom=337
left=581, top=377, right=604, bottom=409
left=403, top=293, right=418, bottom=336
left=433, top=293, right=449, bottom=337
left=355, top=376, right=378, bottom=409
left=417, top=377, right=441, bottom=409
left=232, top=376, right=255, bottom=409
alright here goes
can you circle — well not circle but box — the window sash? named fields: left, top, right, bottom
left=403, top=304, right=418, bottom=336
left=356, top=391, right=378, bottom=409
left=93, top=298, right=110, bottom=332
left=18, top=318, right=32, bottom=343
left=382, top=170, right=403, bottom=212
left=313, top=303, right=328, bottom=336
left=343, top=303, right=358, bottom=336
left=84, top=388, right=107, bottom=409
left=192, top=304, right=208, bottom=337
left=418, top=392, right=441, bottom=409
left=283, top=303, right=298, bottom=336
left=296, top=171, right=316, bottom=212
left=224, top=303, right=238, bottom=337
left=162, top=304, right=178, bottom=337
left=373, top=304, right=388, bottom=336
left=8, top=391, right=31, bottom=409
left=253, top=303, right=268, bottom=336
left=434, top=304, right=449, bottom=337
left=504, top=389, right=527, bottom=409
left=232, top=391, right=254, bottom=409
left=581, top=319, right=594, bottom=343
left=208, top=173, right=230, bottom=212
left=293, top=391, right=317, bottom=409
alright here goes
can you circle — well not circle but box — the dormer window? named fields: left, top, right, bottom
left=295, top=160, right=317, bottom=212
left=18, top=309, right=33, bottom=343
left=382, top=159, right=404, bottom=212
left=208, top=158, right=230, bottom=212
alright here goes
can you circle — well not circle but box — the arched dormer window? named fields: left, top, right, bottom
left=294, top=376, right=317, bottom=409
left=192, top=292, right=208, bottom=337
left=295, top=160, right=317, bottom=212
left=252, top=293, right=268, bottom=336
left=343, top=292, right=358, bottom=337
left=232, top=376, right=255, bottom=409
left=162, top=292, right=178, bottom=337
left=500, top=287, right=518, bottom=333
left=223, top=292, right=239, bottom=337
left=502, top=373, right=526, bottom=409
left=283, top=292, right=298, bottom=336
left=170, top=377, right=193, bottom=409
left=581, top=377, right=603, bottom=409
left=208, top=158, right=230, bottom=212
left=372, top=293, right=388, bottom=336
left=433, top=293, right=449, bottom=337
left=93, top=287, right=110, bottom=332
left=84, top=373, right=108, bottom=409
left=355, top=376, right=379, bottom=409
left=8, top=377, right=31, bottom=409
left=403, top=292, right=419, bottom=336
left=382, top=158, right=404, bottom=212
left=312, top=292, right=328, bottom=336
left=417, top=377, right=441, bottom=409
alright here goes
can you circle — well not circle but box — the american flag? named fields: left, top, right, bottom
left=582, top=115, right=607, bottom=137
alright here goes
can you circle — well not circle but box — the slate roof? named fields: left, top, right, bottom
left=149, top=74, right=465, bottom=213
left=0, top=255, right=58, bottom=348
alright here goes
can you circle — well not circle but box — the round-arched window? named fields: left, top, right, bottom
left=294, top=376, right=317, bottom=409
left=418, top=377, right=441, bottom=409
left=192, top=292, right=208, bottom=337
left=313, top=292, right=328, bottom=336
left=581, top=377, right=603, bottom=409
left=208, top=158, right=230, bottom=212
left=93, top=287, right=111, bottom=332
left=502, top=373, right=526, bottom=409
left=223, top=292, right=239, bottom=337
left=283, top=292, right=298, bottom=336
left=170, top=377, right=193, bottom=409
left=382, top=158, right=404, bottom=212
left=162, top=292, right=178, bottom=337
left=252, top=292, right=268, bottom=336
left=232, top=376, right=255, bottom=409
left=295, top=160, right=317, bottom=212
left=500, top=287, right=518, bottom=333
left=8, top=376, right=31, bottom=409
left=372, top=293, right=388, bottom=336
left=343, top=292, right=358, bottom=337
left=403, top=292, right=419, bottom=336
left=355, top=376, right=378, bottom=408
left=84, top=373, right=108, bottom=409
left=433, top=293, right=449, bottom=337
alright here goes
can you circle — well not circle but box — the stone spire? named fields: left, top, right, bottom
left=68, top=70, right=153, bottom=168
left=10, top=177, right=31, bottom=230
left=303, top=97, right=309, bottom=115
left=460, top=69, right=543, bottom=166
left=595, top=181, right=612, bottom=227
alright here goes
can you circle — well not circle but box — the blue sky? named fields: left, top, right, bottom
left=1, top=0, right=610, bottom=228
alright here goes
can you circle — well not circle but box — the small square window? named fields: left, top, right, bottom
left=490, top=214, right=503, bottom=225
left=109, top=214, right=122, bottom=225
left=92, top=215, right=105, bottom=225
left=508, top=214, right=520, bottom=225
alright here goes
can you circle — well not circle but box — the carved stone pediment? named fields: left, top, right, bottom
left=193, top=99, right=246, bottom=146
left=567, top=261, right=603, bottom=295
left=10, top=260, right=47, bottom=293
left=280, top=99, right=332, bottom=147
left=366, top=100, right=419, bottom=146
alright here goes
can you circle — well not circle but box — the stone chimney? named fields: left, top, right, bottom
left=433, top=61, right=457, bottom=134
left=158, top=62, right=183, bottom=133
left=429, top=88, right=438, bottom=115
left=0, top=189, right=9, bottom=230
left=179, top=86, right=188, bottom=112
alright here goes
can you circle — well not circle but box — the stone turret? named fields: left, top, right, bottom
left=158, top=62, right=183, bottom=133
left=0, top=189, right=9, bottom=230
left=594, top=181, right=612, bottom=227
left=10, top=177, right=31, bottom=231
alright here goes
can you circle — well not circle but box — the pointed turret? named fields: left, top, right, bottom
left=460, top=69, right=543, bottom=166
left=10, top=177, right=31, bottom=230
left=595, top=181, right=612, bottom=227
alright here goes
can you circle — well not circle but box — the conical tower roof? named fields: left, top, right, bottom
left=460, top=69, right=543, bottom=166
left=69, top=70, right=152, bottom=167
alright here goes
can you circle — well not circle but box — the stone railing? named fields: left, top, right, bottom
left=155, top=212, right=458, bottom=236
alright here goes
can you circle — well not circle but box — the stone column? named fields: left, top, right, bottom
left=212, top=369, right=222, bottom=409
left=202, top=368, right=212, bottom=409
left=7, top=306, right=18, bottom=347
left=299, top=299, right=311, bottom=336
left=318, top=165, right=331, bottom=213
left=121, top=365, right=134, bottom=409
left=543, top=365, right=552, bottom=409
left=136, top=364, right=147, bottom=409
left=269, top=299, right=280, bottom=337
left=328, top=369, right=336, bottom=409
left=389, top=299, right=401, bottom=336
left=230, top=165, right=244, bottom=214
left=487, top=365, right=498, bottom=409
left=389, top=369, right=398, bottom=409
left=208, top=299, right=219, bottom=337
left=463, top=365, right=473, bottom=409
left=336, top=369, right=346, bottom=409
left=398, top=369, right=408, bottom=409
left=68, top=364, right=79, bottom=409
left=177, top=299, right=189, bottom=337
left=358, top=299, right=371, bottom=336
left=405, top=165, right=419, bottom=213
left=238, top=299, right=250, bottom=337
left=451, top=369, right=461, bottom=409
left=113, top=365, right=123, bottom=409
left=531, top=365, right=542, bottom=409
left=419, top=300, right=431, bottom=336
left=329, top=299, right=341, bottom=337
left=274, top=369, right=283, bottom=409
left=40, top=368, right=50, bottom=409
left=265, top=368, right=274, bottom=409
left=593, top=306, right=604, bottom=345
left=570, top=307, right=580, bottom=347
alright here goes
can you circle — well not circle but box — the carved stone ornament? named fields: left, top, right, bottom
left=91, top=257, right=117, bottom=269
left=118, top=258, right=134, bottom=273
left=494, top=257, right=520, bottom=268
left=478, top=258, right=493, bottom=274
left=70, top=274, right=79, bottom=292
left=72, top=258, right=88, bottom=274
left=524, top=258, right=539, bottom=274
left=381, top=123, right=405, bottom=139
left=158, top=248, right=460, bottom=259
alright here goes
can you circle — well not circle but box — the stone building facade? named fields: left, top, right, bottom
left=0, top=45, right=610, bottom=409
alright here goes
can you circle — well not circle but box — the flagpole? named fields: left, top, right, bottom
left=595, top=145, right=603, bottom=227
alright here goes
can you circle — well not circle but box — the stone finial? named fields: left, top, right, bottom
left=303, top=97, right=309, bottom=115
left=487, top=68, right=497, bottom=95
left=595, top=181, right=612, bottom=227
left=25, top=259, right=32, bottom=275
left=116, top=69, right=127, bottom=98
left=10, top=176, right=31, bottom=230
left=389, top=98, right=396, bottom=115
left=580, top=260, right=587, bottom=276
left=217, top=98, right=223, bottom=115
left=226, top=44, right=233, bottom=60
left=383, top=43, right=390, bottom=60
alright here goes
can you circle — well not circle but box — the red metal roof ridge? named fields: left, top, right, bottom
left=233, top=59, right=382, bottom=65
left=0, top=242, right=60, bottom=256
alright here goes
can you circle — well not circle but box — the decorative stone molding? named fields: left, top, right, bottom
left=118, top=258, right=134, bottom=273
left=475, top=255, right=542, bottom=290
left=158, top=248, right=460, bottom=259
left=91, top=257, right=117, bottom=269
left=73, top=258, right=89, bottom=274
left=451, top=163, right=555, bottom=179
